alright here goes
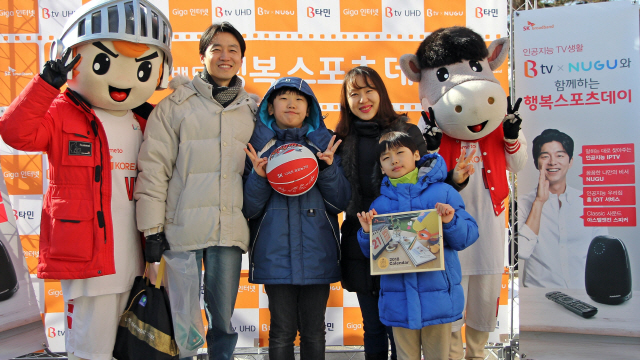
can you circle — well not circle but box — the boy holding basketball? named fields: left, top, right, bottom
left=356, top=131, right=478, bottom=359
left=243, top=77, right=351, bottom=359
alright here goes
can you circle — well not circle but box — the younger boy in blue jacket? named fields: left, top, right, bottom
left=357, top=131, right=478, bottom=359
left=243, top=77, right=351, bottom=359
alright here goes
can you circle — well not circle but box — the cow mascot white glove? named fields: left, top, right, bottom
left=0, top=1, right=172, bottom=359
left=400, top=26, right=527, bottom=360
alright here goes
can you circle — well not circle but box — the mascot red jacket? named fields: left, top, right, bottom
left=1, top=78, right=152, bottom=279
left=0, top=0, right=171, bottom=281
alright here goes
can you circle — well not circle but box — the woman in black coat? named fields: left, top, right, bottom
left=335, top=67, right=427, bottom=360
left=336, top=66, right=473, bottom=360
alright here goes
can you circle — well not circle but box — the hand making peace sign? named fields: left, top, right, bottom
left=452, top=147, right=477, bottom=185
left=316, top=135, right=342, bottom=166
left=244, top=143, right=268, bottom=178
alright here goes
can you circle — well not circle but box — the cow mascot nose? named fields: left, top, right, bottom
left=400, top=26, right=527, bottom=360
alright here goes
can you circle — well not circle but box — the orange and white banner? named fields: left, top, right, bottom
left=0, top=0, right=508, bottom=350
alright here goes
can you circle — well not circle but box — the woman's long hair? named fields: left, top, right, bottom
left=335, top=66, right=403, bottom=139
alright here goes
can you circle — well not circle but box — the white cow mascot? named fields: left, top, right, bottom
left=400, top=26, right=527, bottom=360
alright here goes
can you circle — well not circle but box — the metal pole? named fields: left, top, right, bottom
left=508, top=0, right=516, bottom=344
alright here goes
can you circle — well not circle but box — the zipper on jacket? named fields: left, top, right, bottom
left=60, top=219, right=80, bottom=223
left=66, top=90, right=93, bottom=114
left=324, top=211, right=341, bottom=262
left=92, top=118, right=107, bottom=244
left=73, top=133, right=89, bottom=139
left=91, top=120, right=98, bottom=136
left=66, top=91, right=80, bottom=105
left=250, top=210, right=268, bottom=280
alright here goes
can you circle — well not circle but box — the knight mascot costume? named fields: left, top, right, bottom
left=0, top=1, right=172, bottom=358
left=400, top=27, right=527, bottom=360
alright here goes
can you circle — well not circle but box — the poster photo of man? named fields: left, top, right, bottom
left=518, top=129, right=608, bottom=288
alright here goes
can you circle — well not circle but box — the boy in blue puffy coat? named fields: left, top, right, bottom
left=243, top=77, right=351, bottom=359
left=357, top=131, right=478, bottom=359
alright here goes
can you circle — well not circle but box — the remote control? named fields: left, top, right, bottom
left=545, top=291, right=598, bottom=318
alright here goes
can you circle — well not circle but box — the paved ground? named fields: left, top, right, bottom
left=13, top=345, right=509, bottom=359
left=227, top=346, right=506, bottom=360
left=13, top=347, right=512, bottom=360
left=228, top=346, right=366, bottom=359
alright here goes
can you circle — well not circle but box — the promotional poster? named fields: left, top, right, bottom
left=514, top=1, right=640, bottom=339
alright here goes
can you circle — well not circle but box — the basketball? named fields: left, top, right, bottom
left=266, top=143, right=319, bottom=196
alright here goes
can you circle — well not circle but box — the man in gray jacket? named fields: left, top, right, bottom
left=134, top=22, right=255, bottom=360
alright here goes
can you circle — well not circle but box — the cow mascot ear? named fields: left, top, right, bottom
left=400, top=54, right=444, bottom=150
left=487, top=37, right=509, bottom=71
left=400, top=54, right=422, bottom=83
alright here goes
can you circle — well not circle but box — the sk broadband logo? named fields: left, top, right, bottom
left=0, top=42, right=39, bottom=106
left=523, top=20, right=554, bottom=31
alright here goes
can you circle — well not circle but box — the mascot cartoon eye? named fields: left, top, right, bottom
left=92, top=53, right=111, bottom=75
left=436, top=67, right=449, bottom=82
left=137, top=61, right=153, bottom=82
left=469, top=61, right=483, bottom=72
